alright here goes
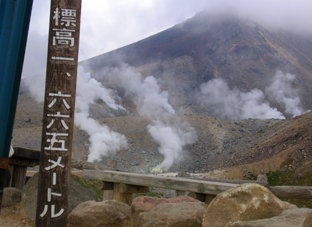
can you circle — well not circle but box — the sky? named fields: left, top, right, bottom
left=22, top=0, right=312, bottom=78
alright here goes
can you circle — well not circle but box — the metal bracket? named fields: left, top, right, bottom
left=0, top=158, right=10, bottom=169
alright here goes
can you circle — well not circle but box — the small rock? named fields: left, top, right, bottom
left=256, top=174, right=268, bottom=182
left=2, top=187, right=22, bottom=207
left=24, top=117, right=31, bottom=123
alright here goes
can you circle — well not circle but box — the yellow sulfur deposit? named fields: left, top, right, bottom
left=151, top=168, right=163, bottom=173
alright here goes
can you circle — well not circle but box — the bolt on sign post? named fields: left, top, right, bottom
left=35, top=0, right=81, bottom=226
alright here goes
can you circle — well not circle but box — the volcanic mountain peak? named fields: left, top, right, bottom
left=79, top=11, right=312, bottom=119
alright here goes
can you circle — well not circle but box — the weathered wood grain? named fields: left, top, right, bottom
left=83, top=170, right=239, bottom=195
left=118, top=183, right=149, bottom=194
left=113, top=183, right=132, bottom=206
left=11, top=166, right=26, bottom=190
left=96, top=181, right=114, bottom=191
left=269, top=186, right=312, bottom=199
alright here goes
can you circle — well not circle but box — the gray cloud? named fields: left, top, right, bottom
left=22, top=0, right=312, bottom=78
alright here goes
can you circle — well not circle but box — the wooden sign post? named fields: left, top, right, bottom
left=35, top=0, right=81, bottom=226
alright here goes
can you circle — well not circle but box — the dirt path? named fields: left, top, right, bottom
left=0, top=203, right=35, bottom=227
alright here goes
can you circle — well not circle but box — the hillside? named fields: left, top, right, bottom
left=12, top=90, right=312, bottom=174
left=80, top=11, right=312, bottom=118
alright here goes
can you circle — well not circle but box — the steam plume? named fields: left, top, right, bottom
left=199, top=78, right=285, bottom=120
left=147, top=117, right=197, bottom=170
left=199, top=70, right=309, bottom=120
left=75, top=67, right=128, bottom=162
left=23, top=66, right=128, bottom=162
left=101, top=63, right=197, bottom=170
left=265, top=71, right=309, bottom=117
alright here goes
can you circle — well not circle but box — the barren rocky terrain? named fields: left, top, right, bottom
left=12, top=91, right=312, bottom=176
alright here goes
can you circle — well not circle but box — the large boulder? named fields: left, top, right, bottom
left=22, top=173, right=98, bottom=220
left=202, top=183, right=297, bottom=227
left=231, top=208, right=312, bottom=227
left=131, top=196, right=207, bottom=227
left=67, top=200, right=130, bottom=227
left=2, top=187, right=22, bottom=207
left=303, top=210, right=312, bottom=227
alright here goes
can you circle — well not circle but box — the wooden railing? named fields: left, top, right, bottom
left=82, top=161, right=312, bottom=206
left=9, top=147, right=312, bottom=206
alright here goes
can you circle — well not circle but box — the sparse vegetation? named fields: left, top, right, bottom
left=70, top=174, right=104, bottom=201
left=266, top=158, right=312, bottom=208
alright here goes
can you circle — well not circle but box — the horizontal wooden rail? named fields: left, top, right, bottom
left=83, top=169, right=239, bottom=195
left=269, top=186, right=312, bottom=199
left=83, top=169, right=312, bottom=200
left=8, top=147, right=312, bottom=201
left=71, top=159, right=121, bottom=171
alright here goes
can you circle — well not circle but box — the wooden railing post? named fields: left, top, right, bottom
left=205, top=194, right=216, bottom=205
left=11, top=166, right=27, bottom=190
left=176, top=171, right=187, bottom=196
left=113, top=183, right=149, bottom=206
left=103, top=160, right=117, bottom=201
left=187, top=192, right=216, bottom=205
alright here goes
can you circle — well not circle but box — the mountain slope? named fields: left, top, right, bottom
left=81, top=11, right=312, bottom=118
left=13, top=90, right=312, bottom=173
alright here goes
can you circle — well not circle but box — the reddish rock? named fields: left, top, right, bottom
left=131, top=195, right=204, bottom=226
left=67, top=200, right=130, bottom=227
left=138, top=202, right=207, bottom=227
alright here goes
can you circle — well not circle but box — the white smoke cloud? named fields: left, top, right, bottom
left=23, top=63, right=196, bottom=169
left=76, top=66, right=124, bottom=112
left=105, top=64, right=175, bottom=117
left=23, top=66, right=128, bottom=162
left=75, top=112, right=128, bottom=162
left=147, top=117, right=197, bottom=170
left=199, top=78, right=285, bottom=120
left=199, top=70, right=309, bottom=120
left=24, top=73, right=45, bottom=103
left=265, top=71, right=309, bottom=117
left=102, top=63, right=197, bottom=170
left=75, top=67, right=128, bottom=162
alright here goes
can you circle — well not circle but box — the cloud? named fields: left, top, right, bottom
left=23, top=0, right=312, bottom=78
left=22, top=31, right=48, bottom=78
